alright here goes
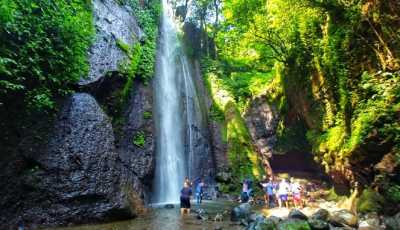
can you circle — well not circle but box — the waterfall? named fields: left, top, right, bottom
left=153, top=0, right=205, bottom=204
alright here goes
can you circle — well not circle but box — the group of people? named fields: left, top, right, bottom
left=180, top=177, right=206, bottom=215
left=259, top=176, right=305, bottom=209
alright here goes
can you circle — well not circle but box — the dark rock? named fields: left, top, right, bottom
left=164, top=204, right=174, bottom=209
left=249, top=215, right=279, bottom=230
left=329, top=210, right=358, bottom=227
left=268, top=216, right=283, bottom=225
left=209, top=121, right=228, bottom=174
left=244, top=95, right=279, bottom=175
left=216, top=171, right=232, bottom=183
left=184, top=61, right=216, bottom=181
left=308, top=218, right=329, bottom=230
left=328, top=224, right=354, bottom=230
left=277, top=219, right=311, bottom=230
left=118, top=80, right=155, bottom=187
left=358, top=212, right=381, bottom=230
left=311, top=209, right=330, bottom=221
left=231, top=203, right=252, bottom=222
left=384, top=212, right=400, bottom=230
left=289, top=209, right=308, bottom=220
left=197, top=214, right=209, bottom=221
left=0, top=93, right=145, bottom=228
left=79, top=0, right=144, bottom=85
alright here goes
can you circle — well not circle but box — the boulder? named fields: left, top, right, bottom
left=358, top=212, right=381, bottom=230
left=311, top=209, right=330, bottom=221
left=277, top=219, right=311, bottom=230
left=383, top=212, right=400, bottom=230
left=289, top=209, right=308, bottom=220
left=329, top=210, right=358, bottom=227
left=308, top=218, right=329, bottom=230
left=0, top=93, right=145, bottom=227
left=231, top=203, right=252, bottom=222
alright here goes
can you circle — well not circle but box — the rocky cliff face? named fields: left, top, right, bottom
left=0, top=94, right=146, bottom=228
left=118, top=80, right=155, bottom=197
left=80, top=0, right=144, bottom=85
left=244, top=95, right=279, bottom=175
left=0, top=0, right=155, bottom=228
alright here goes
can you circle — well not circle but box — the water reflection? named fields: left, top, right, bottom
left=49, top=201, right=243, bottom=230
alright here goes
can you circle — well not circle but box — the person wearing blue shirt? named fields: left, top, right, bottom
left=261, top=176, right=277, bottom=208
left=195, top=178, right=205, bottom=204
left=180, top=181, right=193, bottom=215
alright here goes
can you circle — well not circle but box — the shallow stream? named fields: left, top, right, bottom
left=47, top=201, right=244, bottom=230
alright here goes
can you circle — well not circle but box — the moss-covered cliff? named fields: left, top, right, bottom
left=190, top=0, right=400, bottom=212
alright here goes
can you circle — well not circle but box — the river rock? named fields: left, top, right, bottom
left=383, top=212, right=400, bottom=230
left=308, top=218, right=329, bottom=230
left=311, top=209, right=330, bottom=221
left=358, top=212, right=381, bottom=230
left=329, top=210, right=358, bottom=227
left=231, top=203, right=252, bottom=221
left=164, top=204, right=174, bottom=209
left=289, top=209, right=308, bottom=220
left=277, top=219, right=311, bottom=230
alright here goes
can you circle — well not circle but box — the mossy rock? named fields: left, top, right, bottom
left=277, top=219, right=311, bottom=230
left=357, top=188, right=385, bottom=214
left=325, top=188, right=347, bottom=202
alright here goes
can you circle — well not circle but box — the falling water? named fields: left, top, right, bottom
left=153, top=0, right=204, bottom=204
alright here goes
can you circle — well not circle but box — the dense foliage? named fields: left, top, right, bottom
left=0, top=0, right=93, bottom=112
left=195, top=0, right=400, bottom=207
left=127, top=0, right=161, bottom=82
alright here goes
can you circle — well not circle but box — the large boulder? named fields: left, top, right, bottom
left=329, top=210, right=359, bottom=227
left=289, top=209, right=308, bottom=220
left=231, top=203, right=252, bottom=221
left=308, top=218, right=329, bottom=230
left=311, top=209, right=330, bottom=221
left=0, top=93, right=144, bottom=228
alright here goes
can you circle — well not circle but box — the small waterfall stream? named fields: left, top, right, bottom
left=153, top=0, right=205, bottom=204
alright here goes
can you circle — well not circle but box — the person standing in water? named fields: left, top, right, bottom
left=290, top=178, right=303, bottom=208
left=180, top=181, right=192, bottom=215
left=195, top=178, right=205, bottom=204
left=260, top=176, right=276, bottom=208
left=277, top=178, right=290, bottom=208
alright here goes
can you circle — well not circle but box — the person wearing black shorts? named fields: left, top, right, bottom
left=180, top=181, right=192, bottom=215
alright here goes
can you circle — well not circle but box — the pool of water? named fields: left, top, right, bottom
left=47, top=201, right=244, bottom=230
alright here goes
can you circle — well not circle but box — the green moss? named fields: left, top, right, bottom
left=143, top=111, right=152, bottom=119
left=132, top=131, right=145, bottom=148
left=357, top=188, right=385, bottom=214
left=127, top=0, right=161, bottom=82
left=204, top=72, right=263, bottom=184
left=0, top=0, right=94, bottom=112
left=277, top=220, right=311, bottom=230
left=326, top=187, right=347, bottom=202
left=117, top=40, right=142, bottom=79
